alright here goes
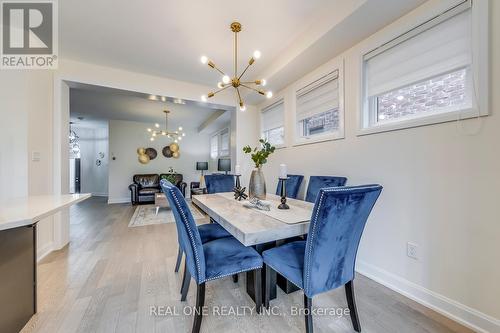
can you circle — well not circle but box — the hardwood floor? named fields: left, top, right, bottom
left=21, top=197, right=473, bottom=333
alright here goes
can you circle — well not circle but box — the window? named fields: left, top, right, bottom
left=219, top=128, right=230, bottom=157
left=360, top=0, right=487, bottom=134
left=261, top=100, right=284, bottom=146
left=210, top=135, right=218, bottom=159
left=295, top=70, right=343, bottom=143
left=210, top=127, right=230, bottom=161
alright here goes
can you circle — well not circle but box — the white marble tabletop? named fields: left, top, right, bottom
left=0, top=193, right=91, bottom=231
left=192, top=192, right=314, bottom=246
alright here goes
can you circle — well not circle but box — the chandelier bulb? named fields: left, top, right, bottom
left=266, top=91, right=273, bottom=98
left=222, top=75, right=230, bottom=84
left=178, top=137, right=182, bottom=141
left=261, top=79, right=267, bottom=86
left=182, top=133, right=186, bottom=137
left=178, top=126, right=183, bottom=131
left=239, top=104, right=246, bottom=112
left=155, top=123, right=160, bottom=128
left=150, top=137, right=154, bottom=141
left=253, top=50, right=261, bottom=59
left=147, top=128, right=152, bottom=132
left=201, top=95, right=207, bottom=102
left=200, top=55, right=208, bottom=64
left=174, top=139, right=178, bottom=143
left=217, top=82, right=224, bottom=89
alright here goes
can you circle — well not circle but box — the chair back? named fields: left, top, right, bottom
left=303, top=185, right=382, bottom=297
left=160, top=179, right=206, bottom=283
left=275, top=175, right=304, bottom=199
left=160, top=173, right=183, bottom=187
left=204, top=174, right=235, bottom=194
left=305, top=176, right=347, bottom=203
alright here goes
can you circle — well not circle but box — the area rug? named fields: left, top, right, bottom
left=128, top=201, right=205, bottom=227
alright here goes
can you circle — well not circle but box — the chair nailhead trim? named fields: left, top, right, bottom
left=169, top=186, right=204, bottom=283
left=203, top=265, right=263, bottom=282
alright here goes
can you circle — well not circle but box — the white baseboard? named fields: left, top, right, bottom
left=37, top=241, right=54, bottom=262
left=356, top=260, right=500, bottom=333
left=107, top=197, right=130, bottom=204
left=92, top=192, right=108, bottom=197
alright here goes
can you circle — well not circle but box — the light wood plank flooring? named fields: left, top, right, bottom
left=21, top=197, right=473, bottom=333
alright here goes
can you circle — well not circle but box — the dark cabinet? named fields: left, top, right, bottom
left=0, top=225, right=36, bottom=333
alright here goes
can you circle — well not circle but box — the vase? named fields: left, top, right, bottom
left=249, top=167, right=266, bottom=200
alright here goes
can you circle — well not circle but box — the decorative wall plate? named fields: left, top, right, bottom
left=162, top=146, right=173, bottom=158
left=145, top=147, right=157, bottom=160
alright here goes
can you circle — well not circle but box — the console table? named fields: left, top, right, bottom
left=0, top=193, right=91, bottom=333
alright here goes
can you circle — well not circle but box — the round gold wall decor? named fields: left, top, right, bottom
left=138, top=154, right=150, bottom=164
left=137, top=147, right=145, bottom=155
left=169, top=142, right=179, bottom=152
left=172, top=151, right=180, bottom=158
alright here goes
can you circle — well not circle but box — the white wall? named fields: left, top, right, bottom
left=256, top=0, right=500, bottom=331
left=108, top=119, right=211, bottom=202
left=72, top=125, right=109, bottom=196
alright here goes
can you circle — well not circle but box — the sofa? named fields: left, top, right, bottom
left=128, top=173, right=187, bottom=204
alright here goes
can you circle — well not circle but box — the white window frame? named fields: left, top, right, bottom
left=292, top=57, right=345, bottom=146
left=358, top=0, right=489, bottom=136
left=260, top=97, right=286, bottom=149
left=210, top=127, right=231, bottom=161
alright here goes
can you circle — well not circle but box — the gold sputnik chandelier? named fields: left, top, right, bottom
left=200, top=21, right=273, bottom=111
left=147, top=110, right=185, bottom=143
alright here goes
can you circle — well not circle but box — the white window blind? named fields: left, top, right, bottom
left=296, top=70, right=339, bottom=122
left=364, top=3, right=472, bottom=98
left=220, top=128, right=230, bottom=156
left=210, top=135, right=218, bottom=159
left=261, top=100, right=284, bottom=132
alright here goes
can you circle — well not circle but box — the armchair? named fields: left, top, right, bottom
left=128, top=173, right=187, bottom=205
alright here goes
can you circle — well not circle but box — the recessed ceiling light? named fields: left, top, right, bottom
left=160, top=96, right=166, bottom=102
left=173, top=98, right=185, bottom=105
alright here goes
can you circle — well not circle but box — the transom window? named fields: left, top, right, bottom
left=360, top=0, right=483, bottom=133
left=261, top=99, right=285, bottom=146
left=295, top=70, right=342, bottom=143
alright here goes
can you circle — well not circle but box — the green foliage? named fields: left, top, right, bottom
left=164, top=174, right=177, bottom=184
left=243, top=139, right=276, bottom=168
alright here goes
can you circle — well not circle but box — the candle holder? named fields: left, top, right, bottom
left=235, top=174, right=241, bottom=188
left=278, top=177, right=289, bottom=210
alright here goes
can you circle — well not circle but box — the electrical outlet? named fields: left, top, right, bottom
left=407, top=242, right=419, bottom=260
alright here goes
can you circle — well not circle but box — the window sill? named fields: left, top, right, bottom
left=293, top=132, right=345, bottom=147
left=357, top=108, right=487, bottom=136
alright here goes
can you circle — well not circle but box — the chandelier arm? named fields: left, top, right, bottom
left=208, top=84, right=231, bottom=98
left=238, top=61, right=253, bottom=80
left=240, top=84, right=265, bottom=95
left=236, top=87, right=244, bottom=106
left=210, top=64, right=227, bottom=76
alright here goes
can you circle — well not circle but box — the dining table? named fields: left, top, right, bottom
left=192, top=192, right=315, bottom=303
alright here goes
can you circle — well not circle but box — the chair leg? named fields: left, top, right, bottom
left=192, top=283, right=206, bottom=333
left=174, top=247, right=183, bottom=273
left=345, top=280, right=361, bottom=332
left=264, top=264, right=273, bottom=309
left=304, top=294, right=313, bottom=333
left=180, top=262, right=191, bottom=301
left=254, top=268, right=262, bottom=314
left=232, top=274, right=238, bottom=283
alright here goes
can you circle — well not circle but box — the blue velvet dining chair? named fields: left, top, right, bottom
left=262, top=185, right=383, bottom=333
left=160, top=180, right=263, bottom=333
left=305, top=176, right=347, bottom=203
left=204, top=174, right=235, bottom=194
left=275, top=174, right=304, bottom=199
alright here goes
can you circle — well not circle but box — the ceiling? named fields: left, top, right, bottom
left=60, top=0, right=427, bottom=102
left=69, top=83, right=231, bottom=130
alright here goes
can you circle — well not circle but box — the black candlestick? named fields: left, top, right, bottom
left=278, top=177, right=289, bottom=209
